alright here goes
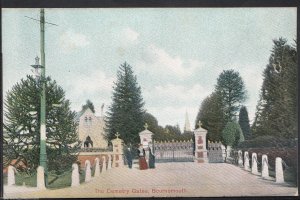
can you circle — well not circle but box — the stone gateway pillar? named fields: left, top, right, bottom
left=194, top=121, right=208, bottom=163
left=139, top=123, right=154, bottom=162
left=111, top=133, right=124, bottom=168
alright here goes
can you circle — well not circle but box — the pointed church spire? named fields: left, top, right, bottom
left=184, top=110, right=191, bottom=132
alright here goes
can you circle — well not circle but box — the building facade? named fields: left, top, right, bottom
left=77, top=108, right=108, bottom=149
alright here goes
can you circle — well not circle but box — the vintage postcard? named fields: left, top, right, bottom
left=2, top=6, right=298, bottom=198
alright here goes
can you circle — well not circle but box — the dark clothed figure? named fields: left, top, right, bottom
left=125, top=147, right=133, bottom=169
left=138, top=146, right=148, bottom=170
left=148, top=148, right=155, bottom=169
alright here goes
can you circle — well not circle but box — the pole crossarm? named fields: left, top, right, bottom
left=25, top=16, right=59, bottom=26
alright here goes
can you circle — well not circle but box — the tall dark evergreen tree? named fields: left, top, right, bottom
left=105, top=62, right=145, bottom=145
left=215, top=70, right=247, bottom=122
left=252, top=38, right=297, bottom=138
left=195, top=92, right=226, bottom=142
left=238, top=106, right=251, bottom=140
left=3, top=75, right=81, bottom=174
left=81, top=99, right=95, bottom=113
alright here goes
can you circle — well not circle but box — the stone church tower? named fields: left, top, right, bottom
left=77, top=108, right=108, bottom=149
left=184, top=111, right=192, bottom=132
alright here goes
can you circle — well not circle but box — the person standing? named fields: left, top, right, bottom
left=138, top=144, right=148, bottom=170
left=148, top=147, right=155, bottom=169
left=125, top=146, right=133, bottom=169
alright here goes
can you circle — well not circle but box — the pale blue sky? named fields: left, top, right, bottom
left=2, top=8, right=297, bottom=131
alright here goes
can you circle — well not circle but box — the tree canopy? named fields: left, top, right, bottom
left=195, top=92, right=225, bottom=141
left=3, top=75, right=81, bottom=174
left=221, top=122, right=244, bottom=148
left=238, top=106, right=251, bottom=140
left=105, top=62, right=145, bottom=145
left=252, top=38, right=297, bottom=139
left=215, top=69, right=247, bottom=122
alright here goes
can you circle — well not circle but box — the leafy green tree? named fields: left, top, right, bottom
left=3, top=75, right=81, bottom=174
left=195, top=92, right=226, bottom=141
left=252, top=38, right=297, bottom=138
left=144, top=112, right=192, bottom=142
left=215, top=70, right=247, bottom=122
left=105, top=62, right=145, bottom=145
left=165, top=124, right=181, bottom=136
left=222, top=122, right=244, bottom=148
left=81, top=99, right=95, bottom=113
left=238, top=106, right=251, bottom=140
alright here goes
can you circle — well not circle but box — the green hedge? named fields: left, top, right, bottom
left=237, top=135, right=297, bottom=149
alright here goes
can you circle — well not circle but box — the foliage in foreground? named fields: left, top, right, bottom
left=3, top=75, right=81, bottom=174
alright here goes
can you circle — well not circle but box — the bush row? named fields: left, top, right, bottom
left=237, top=135, right=297, bottom=149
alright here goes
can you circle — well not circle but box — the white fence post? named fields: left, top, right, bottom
left=7, top=166, right=16, bottom=186
left=275, top=157, right=284, bottom=183
left=261, top=154, right=269, bottom=178
left=85, top=160, right=91, bottom=182
left=71, top=163, right=80, bottom=187
left=94, top=158, right=100, bottom=177
left=251, top=153, right=258, bottom=174
left=244, top=151, right=250, bottom=171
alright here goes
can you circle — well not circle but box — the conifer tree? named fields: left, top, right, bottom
left=252, top=38, right=297, bottom=138
left=3, top=75, right=81, bottom=174
left=215, top=70, right=247, bottom=122
left=195, top=92, right=225, bottom=141
left=238, top=106, right=251, bottom=140
left=105, top=62, right=145, bottom=145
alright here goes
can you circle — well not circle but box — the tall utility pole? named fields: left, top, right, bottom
left=39, top=8, right=47, bottom=185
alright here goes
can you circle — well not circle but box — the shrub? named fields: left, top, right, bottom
left=222, top=122, right=244, bottom=148
left=237, top=135, right=297, bottom=149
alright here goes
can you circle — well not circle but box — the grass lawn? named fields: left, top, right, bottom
left=3, top=168, right=91, bottom=189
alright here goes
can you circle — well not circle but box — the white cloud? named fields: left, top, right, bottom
left=147, top=83, right=211, bottom=103
left=123, top=27, right=139, bottom=42
left=140, top=44, right=204, bottom=79
left=239, top=67, right=263, bottom=123
left=144, top=83, right=213, bottom=130
left=64, top=69, right=115, bottom=112
left=59, top=30, right=90, bottom=53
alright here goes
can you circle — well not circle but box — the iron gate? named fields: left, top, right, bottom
left=153, top=140, right=194, bottom=162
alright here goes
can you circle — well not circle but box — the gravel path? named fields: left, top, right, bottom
left=3, top=162, right=298, bottom=198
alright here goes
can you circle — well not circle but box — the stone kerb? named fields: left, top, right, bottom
left=194, top=122, right=208, bottom=163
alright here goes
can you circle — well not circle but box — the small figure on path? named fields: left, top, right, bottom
left=148, top=147, right=155, bottom=169
left=137, top=144, right=148, bottom=170
left=125, top=146, right=133, bottom=169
